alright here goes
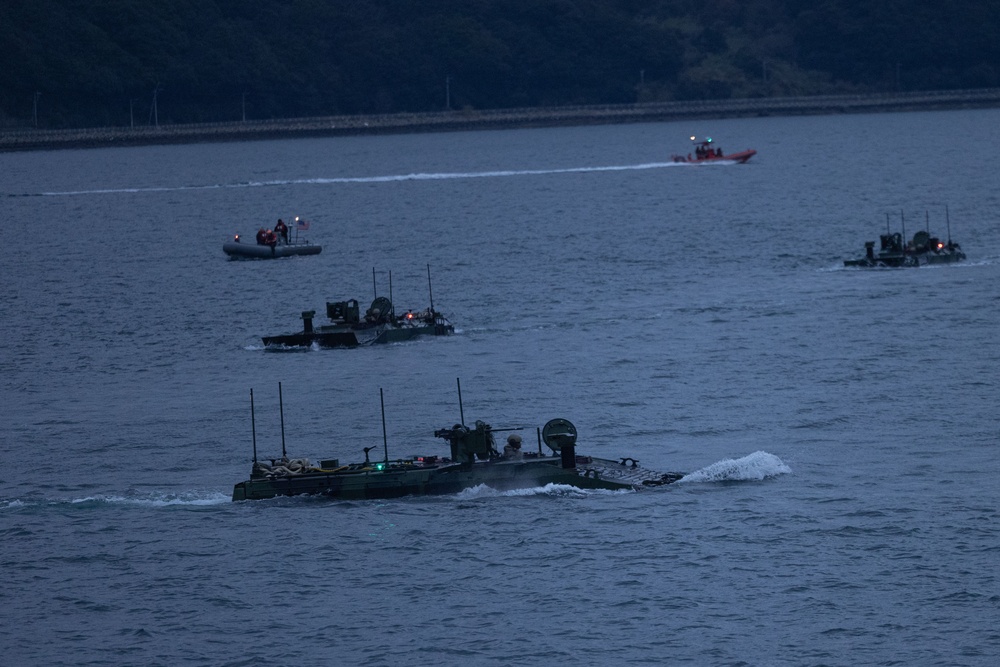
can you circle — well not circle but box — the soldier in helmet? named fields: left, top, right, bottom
left=503, top=434, right=523, bottom=460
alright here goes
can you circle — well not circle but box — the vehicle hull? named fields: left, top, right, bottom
left=262, top=322, right=454, bottom=348
left=223, top=242, right=322, bottom=259
left=233, top=455, right=682, bottom=501
left=672, top=148, right=757, bottom=164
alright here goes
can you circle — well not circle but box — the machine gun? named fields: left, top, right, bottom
left=433, top=420, right=524, bottom=463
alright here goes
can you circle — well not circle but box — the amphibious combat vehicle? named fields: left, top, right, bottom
left=262, top=266, right=453, bottom=348
left=262, top=297, right=453, bottom=348
left=844, top=209, right=966, bottom=267
left=232, top=384, right=684, bottom=501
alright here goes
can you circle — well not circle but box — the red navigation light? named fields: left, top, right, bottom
left=406, top=312, right=414, bottom=320
left=937, top=242, right=944, bottom=250
left=234, top=234, right=240, bottom=242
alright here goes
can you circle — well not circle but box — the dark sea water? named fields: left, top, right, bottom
left=2, top=109, right=999, bottom=666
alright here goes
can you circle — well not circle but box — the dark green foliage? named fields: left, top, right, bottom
left=1, top=0, right=997, bottom=128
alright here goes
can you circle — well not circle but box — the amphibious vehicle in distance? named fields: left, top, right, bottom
left=844, top=209, right=966, bottom=268
left=262, top=266, right=453, bottom=348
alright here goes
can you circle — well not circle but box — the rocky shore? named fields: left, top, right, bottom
left=3, top=88, right=999, bottom=153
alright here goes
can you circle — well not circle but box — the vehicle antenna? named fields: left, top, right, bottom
left=537, top=426, right=542, bottom=455
left=456, top=377, right=465, bottom=426
left=250, top=388, right=258, bottom=463
left=389, top=270, right=395, bottom=320
left=900, top=209, right=906, bottom=244
left=380, top=387, right=389, bottom=463
left=372, top=267, right=377, bottom=300
left=426, top=264, right=435, bottom=313
left=946, top=204, right=952, bottom=244
left=278, top=381, right=287, bottom=458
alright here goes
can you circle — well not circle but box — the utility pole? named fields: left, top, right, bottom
left=129, top=98, right=136, bottom=129
left=241, top=90, right=247, bottom=122
left=445, top=76, right=451, bottom=110
left=150, top=85, right=161, bottom=127
left=33, top=91, right=41, bottom=127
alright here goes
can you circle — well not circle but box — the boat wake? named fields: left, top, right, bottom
left=450, top=452, right=790, bottom=500
left=1, top=491, right=231, bottom=510
left=677, top=451, right=791, bottom=483
left=17, top=162, right=685, bottom=197
left=455, top=482, right=630, bottom=500
left=74, top=491, right=233, bottom=507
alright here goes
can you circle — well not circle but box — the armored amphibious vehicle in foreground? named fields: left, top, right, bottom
left=232, top=383, right=684, bottom=501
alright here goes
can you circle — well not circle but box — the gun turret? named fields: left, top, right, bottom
left=434, top=424, right=469, bottom=441
left=434, top=420, right=497, bottom=463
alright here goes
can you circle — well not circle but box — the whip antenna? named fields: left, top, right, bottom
left=427, top=264, right=435, bottom=312
left=946, top=205, right=953, bottom=244
left=250, top=388, right=258, bottom=463
left=380, top=388, right=389, bottom=463
left=278, top=381, right=286, bottom=458
left=389, top=270, right=394, bottom=320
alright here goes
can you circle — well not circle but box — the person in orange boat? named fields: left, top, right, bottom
left=275, top=219, right=289, bottom=245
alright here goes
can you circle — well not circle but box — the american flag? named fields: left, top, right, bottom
left=295, top=218, right=310, bottom=230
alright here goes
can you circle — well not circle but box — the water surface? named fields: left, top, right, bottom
left=2, top=109, right=999, bottom=666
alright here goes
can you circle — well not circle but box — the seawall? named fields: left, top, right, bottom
left=3, top=88, right=999, bottom=153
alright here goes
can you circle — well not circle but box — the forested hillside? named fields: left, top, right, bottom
left=2, top=0, right=998, bottom=129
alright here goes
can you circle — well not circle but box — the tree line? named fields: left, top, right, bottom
left=2, top=0, right=998, bottom=129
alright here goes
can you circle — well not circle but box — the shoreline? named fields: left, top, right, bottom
left=3, top=88, right=999, bottom=153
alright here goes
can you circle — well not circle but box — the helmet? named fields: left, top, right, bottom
left=507, top=434, right=522, bottom=446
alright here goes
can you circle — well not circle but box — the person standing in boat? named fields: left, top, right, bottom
left=255, top=228, right=267, bottom=245
left=264, top=229, right=277, bottom=247
left=503, top=434, right=523, bottom=460
left=275, top=219, right=289, bottom=245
